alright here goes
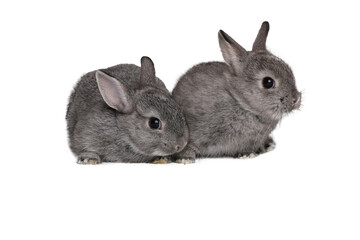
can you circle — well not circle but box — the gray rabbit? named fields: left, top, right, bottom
left=172, top=22, right=301, bottom=162
left=66, top=57, right=188, bottom=164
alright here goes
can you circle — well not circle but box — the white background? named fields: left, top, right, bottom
left=1, top=0, right=359, bottom=239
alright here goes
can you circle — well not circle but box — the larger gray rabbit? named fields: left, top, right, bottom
left=172, top=22, right=301, bottom=161
left=66, top=57, right=188, bottom=164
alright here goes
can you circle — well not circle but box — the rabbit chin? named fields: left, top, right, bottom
left=151, top=149, right=173, bottom=156
left=264, top=108, right=284, bottom=121
left=270, top=106, right=298, bottom=120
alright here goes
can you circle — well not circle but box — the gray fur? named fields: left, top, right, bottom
left=66, top=57, right=188, bottom=163
left=171, top=22, right=301, bottom=160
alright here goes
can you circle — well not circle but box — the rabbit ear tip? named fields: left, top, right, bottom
left=141, top=56, right=153, bottom=65
left=262, top=21, right=270, bottom=29
left=218, top=30, right=225, bottom=37
left=95, top=70, right=105, bottom=78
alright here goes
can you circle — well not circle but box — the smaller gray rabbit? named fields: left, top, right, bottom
left=172, top=22, right=301, bottom=161
left=66, top=57, right=188, bottom=164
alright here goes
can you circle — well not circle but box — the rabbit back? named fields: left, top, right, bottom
left=67, top=64, right=139, bottom=137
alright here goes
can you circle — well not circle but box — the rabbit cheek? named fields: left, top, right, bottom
left=142, top=134, right=164, bottom=156
left=279, top=94, right=296, bottom=113
left=145, top=131, right=178, bottom=156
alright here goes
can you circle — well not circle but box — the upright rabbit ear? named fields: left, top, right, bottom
left=252, top=21, right=270, bottom=51
left=218, top=30, right=248, bottom=74
left=96, top=71, right=133, bottom=113
left=140, top=56, right=156, bottom=86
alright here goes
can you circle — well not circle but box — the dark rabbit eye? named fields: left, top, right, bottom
left=149, top=117, right=161, bottom=130
left=262, top=77, right=275, bottom=89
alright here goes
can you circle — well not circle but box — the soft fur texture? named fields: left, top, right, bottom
left=171, top=22, right=301, bottom=160
left=66, top=57, right=188, bottom=163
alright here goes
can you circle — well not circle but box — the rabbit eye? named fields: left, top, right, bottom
left=149, top=117, right=161, bottom=130
left=263, top=77, right=275, bottom=89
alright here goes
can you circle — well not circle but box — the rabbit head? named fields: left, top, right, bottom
left=219, top=22, right=301, bottom=120
left=96, top=57, right=188, bottom=156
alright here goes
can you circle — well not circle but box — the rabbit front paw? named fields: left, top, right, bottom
left=152, top=157, right=170, bottom=164
left=174, top=158, right=196, bottom=164
left=171, top=144, right=197, bottom=164
left=237, top=152, right=258, bottom=159
left=264, top=141, right=276, bottom=152
left=77, top=152, right=102, bottom=165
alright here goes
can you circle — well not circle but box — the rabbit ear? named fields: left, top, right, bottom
left=252, top=21, right=270, bottom=51
left=96, top=71, right=133, bottom=113
left=218, top=30, right=247, bottom=74
left=140, top=56, right=156, bottom=86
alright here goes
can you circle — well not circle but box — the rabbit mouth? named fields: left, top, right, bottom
left=152, top=148, right=180, bottom=156
left=155, top=143, right=187, bottom=156
left=152, top=150, right=170, bottom=156
left=272, top=93, right=302, bottom=118
left=271, top=103, right=300, bottom=120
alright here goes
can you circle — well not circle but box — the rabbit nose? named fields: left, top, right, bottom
left=175, top=137, right=187, bottom=152
left=292, top=93, right=301, bottom=108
